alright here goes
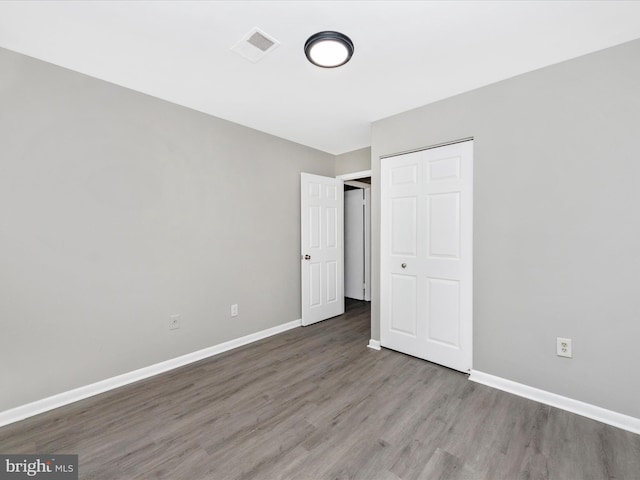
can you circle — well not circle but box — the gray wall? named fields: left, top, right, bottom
left=0, top=48, right=334, bottom=411
left=371, top=39, right=640, bottom=419
left=335, top=147, right=371, bottom=176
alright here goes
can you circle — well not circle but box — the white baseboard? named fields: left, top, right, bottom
left=469, top=370, right=640, bottom=435
left=0, top=319, right=302, bottom=428
left=367, top=339, right=381, bottom=350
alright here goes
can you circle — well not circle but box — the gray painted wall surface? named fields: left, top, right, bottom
left=371, top=39, right=640, bottom=419
left=0, top=48, right=334, bottom=411
left=335, top=147, right=371, bottom=176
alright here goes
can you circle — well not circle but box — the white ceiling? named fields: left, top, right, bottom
left=2, top=1, right=640, bottom=155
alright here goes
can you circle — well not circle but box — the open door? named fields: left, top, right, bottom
left=301, top=173, right=344, bottom=326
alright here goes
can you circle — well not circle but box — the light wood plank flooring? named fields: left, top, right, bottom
left=1, top=300, right=639, bottom=479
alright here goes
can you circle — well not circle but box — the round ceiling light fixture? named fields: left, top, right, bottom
left=304, top=31, right=354, bottom=68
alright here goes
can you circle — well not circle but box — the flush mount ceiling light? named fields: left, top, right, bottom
left=304, top=31, right=354, bottom=68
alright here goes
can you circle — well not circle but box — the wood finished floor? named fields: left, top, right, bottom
left=1, top=300, right=639, bottom=479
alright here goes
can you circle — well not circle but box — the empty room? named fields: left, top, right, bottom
left=1, top=1, right=640, bottom=479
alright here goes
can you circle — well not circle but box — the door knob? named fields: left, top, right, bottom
left=401, top=263, right=407, bottom=268
left=304, top=255, right=311, bottom=260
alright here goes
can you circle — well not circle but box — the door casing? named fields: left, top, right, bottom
left=380, top=140, right=473, bottom=372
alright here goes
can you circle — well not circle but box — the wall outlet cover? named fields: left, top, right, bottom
left=557, top=337, right=572, bottom=358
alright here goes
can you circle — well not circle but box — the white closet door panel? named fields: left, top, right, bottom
left=391, top=197, right=418, bottom=257
left=427, top=277, right=460, bottom=347
left=390, top=274, right=418, bottom=336
left=381, top=141, right=473, bottom=373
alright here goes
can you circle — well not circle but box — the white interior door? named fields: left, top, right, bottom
left=301, top=173, right=344, bottom=326
left=344, top=187, right=371, bottom=301
left=380, top=141, right=473, bottom=372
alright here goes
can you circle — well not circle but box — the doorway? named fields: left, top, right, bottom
left=300, top=171, right=371, bottom=328
left=344, top=178, right=371, bottom=302
left=337, top=171, right=372, bottom=345
left=300, top=173, right=345, bottom=326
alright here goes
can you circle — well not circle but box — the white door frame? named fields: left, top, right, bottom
left=338, top=170, right=372, bottom=302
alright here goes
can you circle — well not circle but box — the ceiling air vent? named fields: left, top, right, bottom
left=231, top=27, right=280, bottom=63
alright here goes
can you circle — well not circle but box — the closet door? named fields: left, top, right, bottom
left=380, top=141, right=473, bottom=373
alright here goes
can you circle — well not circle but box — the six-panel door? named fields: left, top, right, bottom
left=301, top=173, right=345, bottom=326
left=381, top=141, right=473, bottom=372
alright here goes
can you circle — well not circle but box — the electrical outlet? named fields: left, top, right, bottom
left=231, top=304, right=238, bottom=317
left=556, top=337, right=572, bottom=358
left=169, top=314, right=181, bottom=330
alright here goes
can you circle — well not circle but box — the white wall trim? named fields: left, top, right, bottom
left=367, top=339, right=381, bottom=350
left=0, top=319, right=302, bottom=428
left=336, top=170, right=372, bottom=181
left=469, top=370, right=640, bottom=435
